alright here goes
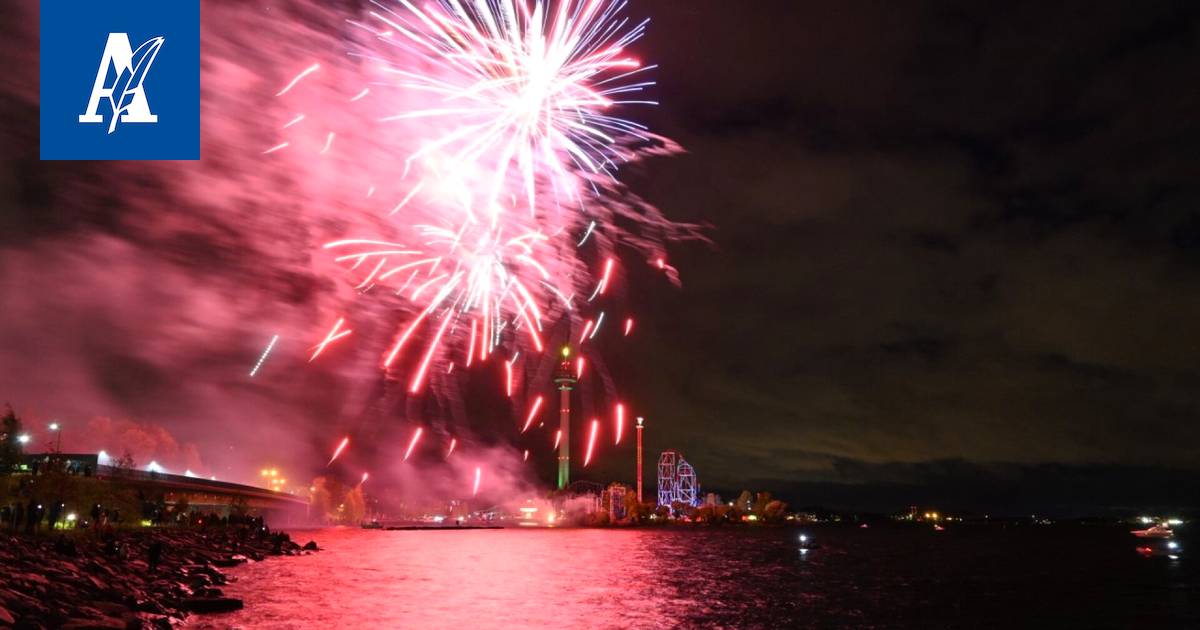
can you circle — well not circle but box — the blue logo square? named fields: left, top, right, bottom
left=40, top=0, right=200, bottom=160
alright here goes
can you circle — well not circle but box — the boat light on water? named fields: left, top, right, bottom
left=1131, top=524, right=1173, bottom=539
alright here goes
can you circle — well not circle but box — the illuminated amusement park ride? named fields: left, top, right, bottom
left=657, top=450, right=700, bottom=507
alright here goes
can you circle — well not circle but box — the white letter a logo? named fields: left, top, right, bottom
left=79, top=33, right=164, bottom=133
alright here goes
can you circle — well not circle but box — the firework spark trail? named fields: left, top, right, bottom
left=359, top=472, right=370, bottom=485
left=472, top=466, right=482, bottom=496
left=276, top=62, right=320, bottom=96
left=588, top=258, right=616, bottom=301
left=554, top=429, right=562, bottom=450
left=327, top=436, right=351, bottom=466
left=310, top=317, right=351, bottom=361
left=590, top=312, right=605, bottom=339
left=262, top=141, right=289, bottom=155
left=445, top=437, right=457, bottom=459
left=523, top=449, right=530, bottom=462
left=624, top=317, right=633, bottom=336
left=521, top=395, right=544, bottom=433
left=249, top=334, right=280, bottom=377
left=409, top=313, right=453, bottom=392
left=505, top=358, right=515, bottom=397
left=575, top=356, right=586, bottom=380
left=403, top=426, right=424, bottom=461
left=584, top=418, right=599, bottom=466
left=614, top=402, right=624, bottom=445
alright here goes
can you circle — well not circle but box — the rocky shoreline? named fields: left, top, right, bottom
left=0, top=527, right=317, bottom=629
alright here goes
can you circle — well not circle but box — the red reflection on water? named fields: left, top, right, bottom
left=205, top=529, right=676, bottom=629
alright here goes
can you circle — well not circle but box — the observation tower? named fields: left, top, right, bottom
left=553, top=346, right=577, bottom=490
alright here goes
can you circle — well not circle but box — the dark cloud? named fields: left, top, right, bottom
left=598, top=0, right=1200, bottom=510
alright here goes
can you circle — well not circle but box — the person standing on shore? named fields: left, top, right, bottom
left=23, top=499, right=38, bottom=534
left=47, top=500, right=62, bottom=530
left=148, top=539, right=163, bottom=573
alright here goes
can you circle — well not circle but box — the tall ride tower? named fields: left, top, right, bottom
left=553, top=346, right=577, bottom=490
left=636, top=417, right=645, bottom=502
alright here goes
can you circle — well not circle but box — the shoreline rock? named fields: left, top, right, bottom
left=0, top=526, right=315, bottom=629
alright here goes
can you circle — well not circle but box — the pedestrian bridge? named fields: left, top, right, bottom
left=19, top=453, right=308, bottom=520
left=95, top=466, right=309, bottom=512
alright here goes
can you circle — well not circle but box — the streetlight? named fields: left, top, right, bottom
left=48, top=422, right=62, bottom=452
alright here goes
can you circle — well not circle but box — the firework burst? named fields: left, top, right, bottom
left=356, top=0, right=657, bottom=215
left=262, top=0, right=702, bottom=475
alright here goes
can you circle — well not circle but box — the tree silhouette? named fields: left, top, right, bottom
left=0, top=405, right=24, bottom=475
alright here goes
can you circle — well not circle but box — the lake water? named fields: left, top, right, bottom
left=187, top=524, right=1197, bottom=629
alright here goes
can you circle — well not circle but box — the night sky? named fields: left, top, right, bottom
left=2, top=1, right=1199, bottom=515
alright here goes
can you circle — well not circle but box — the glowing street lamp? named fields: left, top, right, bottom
left=47, top=422, right=62, bottom=452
